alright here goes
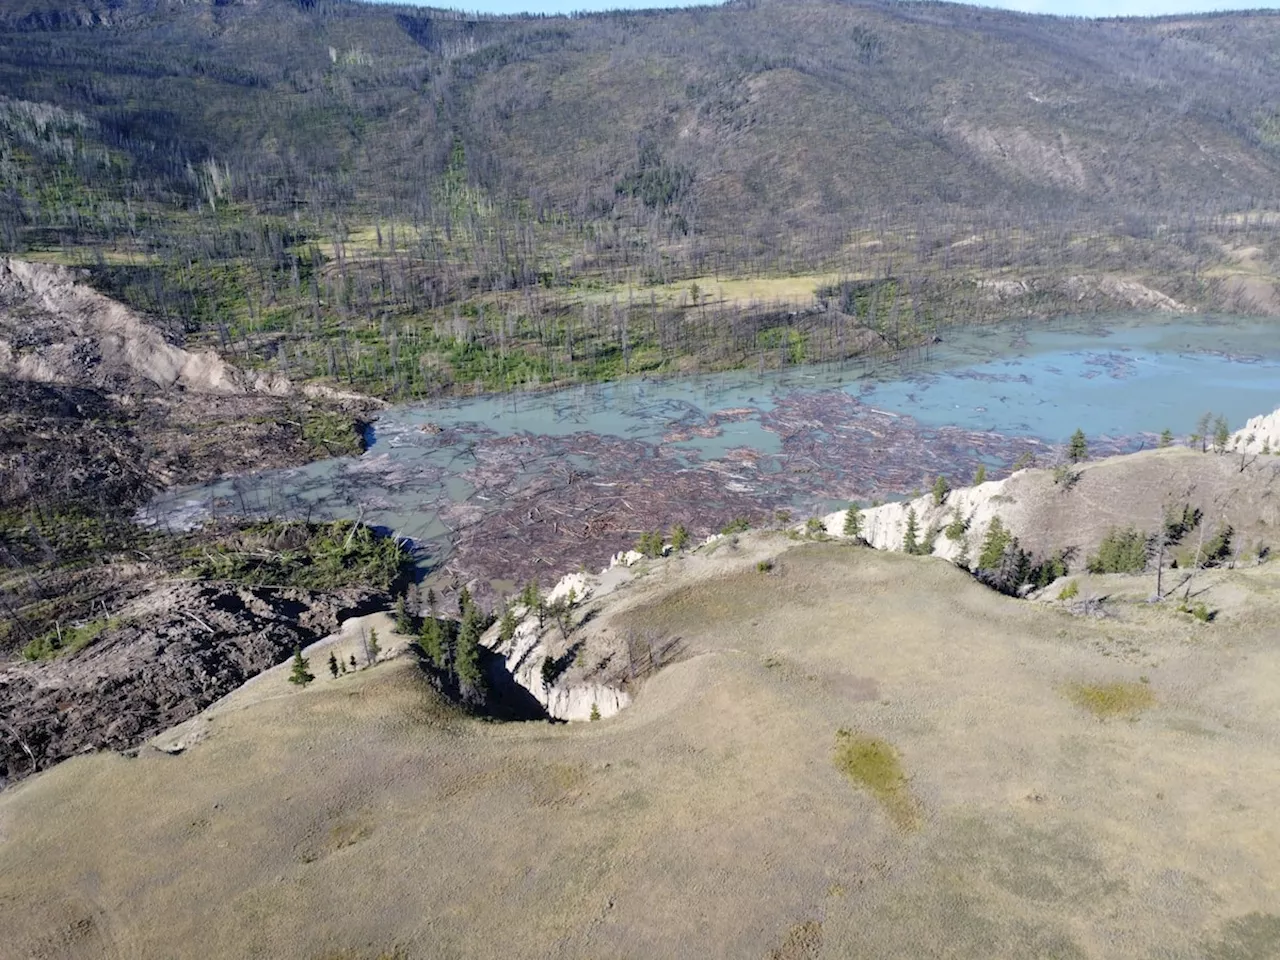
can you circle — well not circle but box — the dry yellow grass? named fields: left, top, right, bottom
left=3, top=542, right=1279, bottom=958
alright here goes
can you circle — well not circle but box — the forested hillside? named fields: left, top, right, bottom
left=3, top=0, right=1280, bottom=396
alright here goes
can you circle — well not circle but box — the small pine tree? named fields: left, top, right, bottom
left=1158, top=428, right=1173, bottom=448
left=498, top=605, right=518, bottom=645
left=365, top=627, right=380, bottom=665
left=1067, top=428, right=1088, bottom=464
left=1213, top=415, right=1230, bottom=453
left=288, top=648, right=315, bottom=686
left=978, top=517, right=1012, bottom=570
left=349, top=654, right=358, bottom=671
left=903, top=508, right=920, bottom=555
left=519, top=581, right=538, bottom=609
left=974, top=464, right=987, bottom=484
left=394, top=595, right=412, bottom=634
left=455, top=602, right=485, bottom=697
left=420, top=616, right=446, bottom=669
left=589, top=702, right=601, bottom=721
left=843, top=504, right=862, bottom=538
left=1196, top=411, right=1214, bottom=452
left=327, top=652, right=339, bottom=678
left=932, top=475, right=950, bottom=506
left=426, top=587, right=437, bottom=613
left=457, top=586, right=472, bottom=618
left=671, top=524, right=690, bottom=551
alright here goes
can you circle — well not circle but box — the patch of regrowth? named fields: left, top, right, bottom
left=182, top=520, right=409, bottom=591
left=21, top=616, right=115, bottom=661
left=833, top=729, right=918, bottom=830
left=302, top=410, right=365, bottom=458
left=1178, top=600, right=1215, bottom=623
left=1065, top=681, right=1155, bottom=719
left=1058, top=580, right=1080, bottom=601
left=757, top=559, right=775, bottom=573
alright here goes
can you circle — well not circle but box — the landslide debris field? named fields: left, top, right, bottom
left=4, top=541, right=1278, bottom=959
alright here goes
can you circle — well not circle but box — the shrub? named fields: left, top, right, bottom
left=721, top=517, right=751, bottom=535
left=1058, top=579, right=1080, bottom=601
left=805, top=517, right=825, bottom=537
left=944, top=510, right=969, bottom=542
left=757, top=559, right=774, bottom=573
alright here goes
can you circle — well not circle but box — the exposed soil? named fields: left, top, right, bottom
left=0, top=259, right=391, bottom=785
left=0, top=579, right=386, bottom=788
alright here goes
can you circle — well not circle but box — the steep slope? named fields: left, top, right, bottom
left=2, top=0, right=1280, bottom=238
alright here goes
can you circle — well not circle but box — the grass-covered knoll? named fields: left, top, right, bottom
left=7, top=540, right=1280, bottom=957
left=181, top=521, right=409, bottom=592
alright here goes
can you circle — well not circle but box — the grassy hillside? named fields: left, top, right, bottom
left=1, top=0, right=1279, bottom=398
left=3, top=539, right=1278, bottom=957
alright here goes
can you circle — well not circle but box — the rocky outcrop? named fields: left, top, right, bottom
left=1230, top=407, right=1280, bottom=455
left=486, top=571, right=631, bottom=722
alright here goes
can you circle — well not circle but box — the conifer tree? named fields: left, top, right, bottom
left=420, top=617, right=446, bottom=669
left=1068, top=428, right=1088, bottom=463
left=843, top=504, right=862, bottom=538
left=903, top=508, right=920, bottom=555
left=1159, top=428, right=1173, bottom=448
left=932, top=475, right=950, bottom=506
left=498, top=604, right=518, bottom=645
left=365, top=627, right=380, bottom=665
left=974, top=464, right=987, bottom=484
left=671, top=524, right=690, bottom=551
left=455, top=599, right=485, bottom=697
left=327, top=652, right=339, bottom=678
left=288, top=647, right=315, bottom=686
left=978, top=517, right=1012, bottom=570
left=1213, top=415, right=1230, bottom=453
left=349, top=654, right=358, bottom=671
left=394, top=595, right=412, bottom=634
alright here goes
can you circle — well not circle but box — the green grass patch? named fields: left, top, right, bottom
left=833, top=729, right=918, bottom=830
left=1064, top=681, right=1155, bottom=719
left=22, top=617, right=116, bottom=661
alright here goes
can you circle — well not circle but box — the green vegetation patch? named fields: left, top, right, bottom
left=182, top=520, right=408, bottom=591
left=21, top=616, right=116, bottom=661
left=833, top=729, right=918, bottom=830
left=1064, top=681, right=1155, bottom=720
left=302, top=411, right=366, bottom=458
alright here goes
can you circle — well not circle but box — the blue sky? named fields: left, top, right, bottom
left=435, top=1, right=1277, bottom=15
